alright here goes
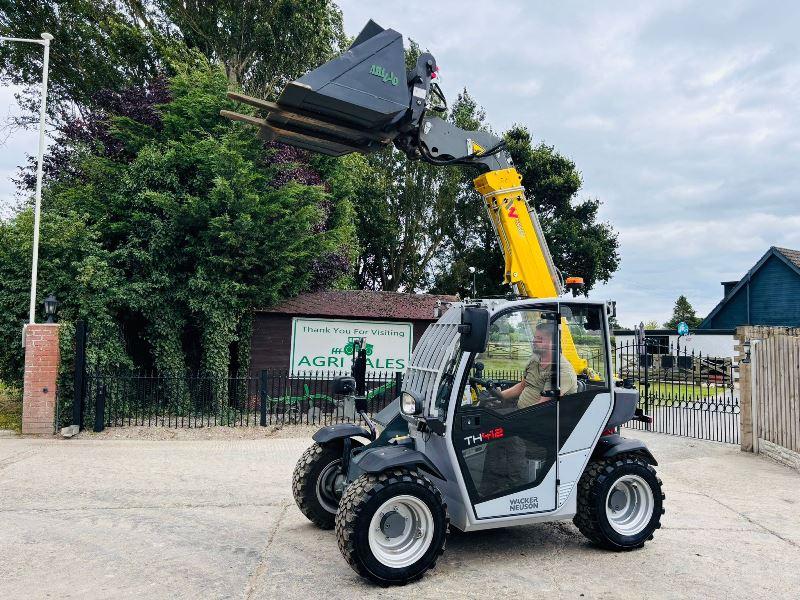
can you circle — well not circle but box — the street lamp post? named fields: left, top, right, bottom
left=468, top=266, right=477, bottom=298
left=0, top=32, right=53, bottom=324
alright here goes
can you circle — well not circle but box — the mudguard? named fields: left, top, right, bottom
left=312, top=423, right=372, bottom=444
left=592, top=434, right=658, bottom=466
left=350, top=444, right=446, bottom=480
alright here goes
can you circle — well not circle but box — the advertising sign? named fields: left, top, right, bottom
left=290, top=318, right=413, bottom=375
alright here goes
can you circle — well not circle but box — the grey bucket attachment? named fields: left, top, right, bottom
left=222, top=20, right=411, bottom=156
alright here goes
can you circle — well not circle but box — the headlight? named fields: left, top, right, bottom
left=401, top=391, right=423, bottom=415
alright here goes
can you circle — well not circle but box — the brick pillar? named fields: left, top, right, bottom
left=22, top=324, right=61, bottom=435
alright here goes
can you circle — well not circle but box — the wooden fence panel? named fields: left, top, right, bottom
left=754, top=335, right=800, bottom=454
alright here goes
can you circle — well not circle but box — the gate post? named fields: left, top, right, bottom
left=736, top=326, right=754, bottom=452
left=643, top=340, right=651, bottom=431
left=259, top=370, right=268, bottom=426
left=72, top=320, right=87, bottom=429
left=93, top=384, right=106, bottom=432
left=21, top=323, right=61, bottom=435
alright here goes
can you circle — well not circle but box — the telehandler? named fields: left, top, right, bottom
left=223, top=19, right=664, bottom=586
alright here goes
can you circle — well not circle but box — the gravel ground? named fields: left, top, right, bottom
left=1, top=428, right=799, bottom=599
left=75, top=423, right=321, bottom=441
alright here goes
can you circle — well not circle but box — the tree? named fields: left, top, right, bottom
left=608, top=315, right=624, bottom=330
left=128, top=0, right=345, bottom=95
left=428, top=90, right=506, bottom=298
left=0, top=1, right=161, bottom=128
left=0, top=58, right=356, bottom=384
left=664, top=295, right=703, bottom=329
left=644, top=320, right=661, bottom=330
left=503, top=126, right=619, bottom=293
left=346, top=45, right=475, bottom=292
left=0, top=0, right=344, bottom=128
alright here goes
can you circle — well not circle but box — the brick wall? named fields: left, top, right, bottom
left=22, top=324, right=60, bottom=435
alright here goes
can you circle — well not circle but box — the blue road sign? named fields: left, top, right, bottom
left=677, top=321, right=689, bottom=336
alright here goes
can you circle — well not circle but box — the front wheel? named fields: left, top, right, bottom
left=335, top=468, right=448, bottom=585
left=573, top=453, right=664, bottom=550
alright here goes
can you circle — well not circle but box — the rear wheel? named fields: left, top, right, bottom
left=292, top=442, right=352, bottom=529
left=335, top=468, right=448, bottom=585
left=573, top=453, right=664, bottom=550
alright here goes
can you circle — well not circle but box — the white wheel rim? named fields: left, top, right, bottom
left=605, top=474, right=654, bottom=536
left=368, top=495, right=435, bottom=568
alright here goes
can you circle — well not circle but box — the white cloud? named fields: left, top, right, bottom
left=337, top=0, right=800, bottom=326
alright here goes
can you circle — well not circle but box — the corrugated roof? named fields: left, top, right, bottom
left=257, top=290, right=459, bottom=321
left=775, top=247, right=800, bottom=270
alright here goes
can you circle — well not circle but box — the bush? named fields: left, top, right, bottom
left=0, top=380, right=22, bottom=432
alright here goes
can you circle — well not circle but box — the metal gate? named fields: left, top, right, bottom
left=616, top=337, right=740, bottom=444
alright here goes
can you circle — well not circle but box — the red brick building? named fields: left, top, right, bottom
left=250, top=290, right=457, bottom=373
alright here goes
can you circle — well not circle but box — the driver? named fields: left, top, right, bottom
left=476, top=322, right=578, bottom=497
left=498, top=322, right=578, bottom=407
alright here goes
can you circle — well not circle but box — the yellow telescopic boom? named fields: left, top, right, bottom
left=474, top=168, right=589, bottom=375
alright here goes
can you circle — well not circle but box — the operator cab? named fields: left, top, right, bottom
left=398, top=297, right=617, bottom=522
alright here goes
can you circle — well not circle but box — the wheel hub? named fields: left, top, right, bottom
left=609, top=489, right=626, bottom=512
left=605, top=474, right=655, bottom=536
left=333, top=473, right=347, bottom=496
left=379, top=510, right=407, bottom=539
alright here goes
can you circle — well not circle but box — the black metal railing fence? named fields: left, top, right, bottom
left=81, top=368, right=403, bottom=431
left=74, top=340, right=741, bottom=443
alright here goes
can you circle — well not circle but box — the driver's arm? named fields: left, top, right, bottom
left=500, top=380, right=525, bottom=400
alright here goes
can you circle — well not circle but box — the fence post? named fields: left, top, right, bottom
left=395, top=371, right=403, bottom=397
left=72, top=320, right=87, bottom=429
left=259, top=370, right=268, bottom=427
left=643, top=341, right=651, bottom=431
left=736, top=326, right=754, bottom=452
left=93, top=383, right=106, bottom=432
left=750, top=340, right=760, bottom=454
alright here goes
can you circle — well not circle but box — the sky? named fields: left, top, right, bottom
left=2, top=1, right=799, bottom=327
left=336, top=0, right=800, bottom=327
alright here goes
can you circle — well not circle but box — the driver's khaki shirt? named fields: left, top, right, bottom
left=518, top=354, right=578, bottom=409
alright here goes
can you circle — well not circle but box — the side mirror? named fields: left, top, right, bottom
left=459, top=307, right=489, bottom=353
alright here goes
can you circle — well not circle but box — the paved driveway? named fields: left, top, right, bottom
left=1, top=430, right=798, bottom=599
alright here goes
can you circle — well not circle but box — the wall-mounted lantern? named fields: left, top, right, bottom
left=44, top=294, right=59, bottom=323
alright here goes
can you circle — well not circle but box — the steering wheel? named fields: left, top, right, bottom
left=468, top=376, right=504, bottom=402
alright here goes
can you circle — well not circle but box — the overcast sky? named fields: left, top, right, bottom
left=2, top=1, right=799, bottom=328
left=337, top=0, right=800, bottom=327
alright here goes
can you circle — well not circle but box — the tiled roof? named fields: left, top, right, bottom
left=775, top=247, right=800, bottom=270
left=257, top=290, right=459, bottom=321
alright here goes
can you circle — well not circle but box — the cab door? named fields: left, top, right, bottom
left=452, top=307, right=560, bottom=518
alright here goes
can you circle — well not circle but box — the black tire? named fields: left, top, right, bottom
left=574, top=453, right=665, bottom=550
left=335, top=468, right=449, bottom=586
left=292, top=442, right=352, bottom=529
